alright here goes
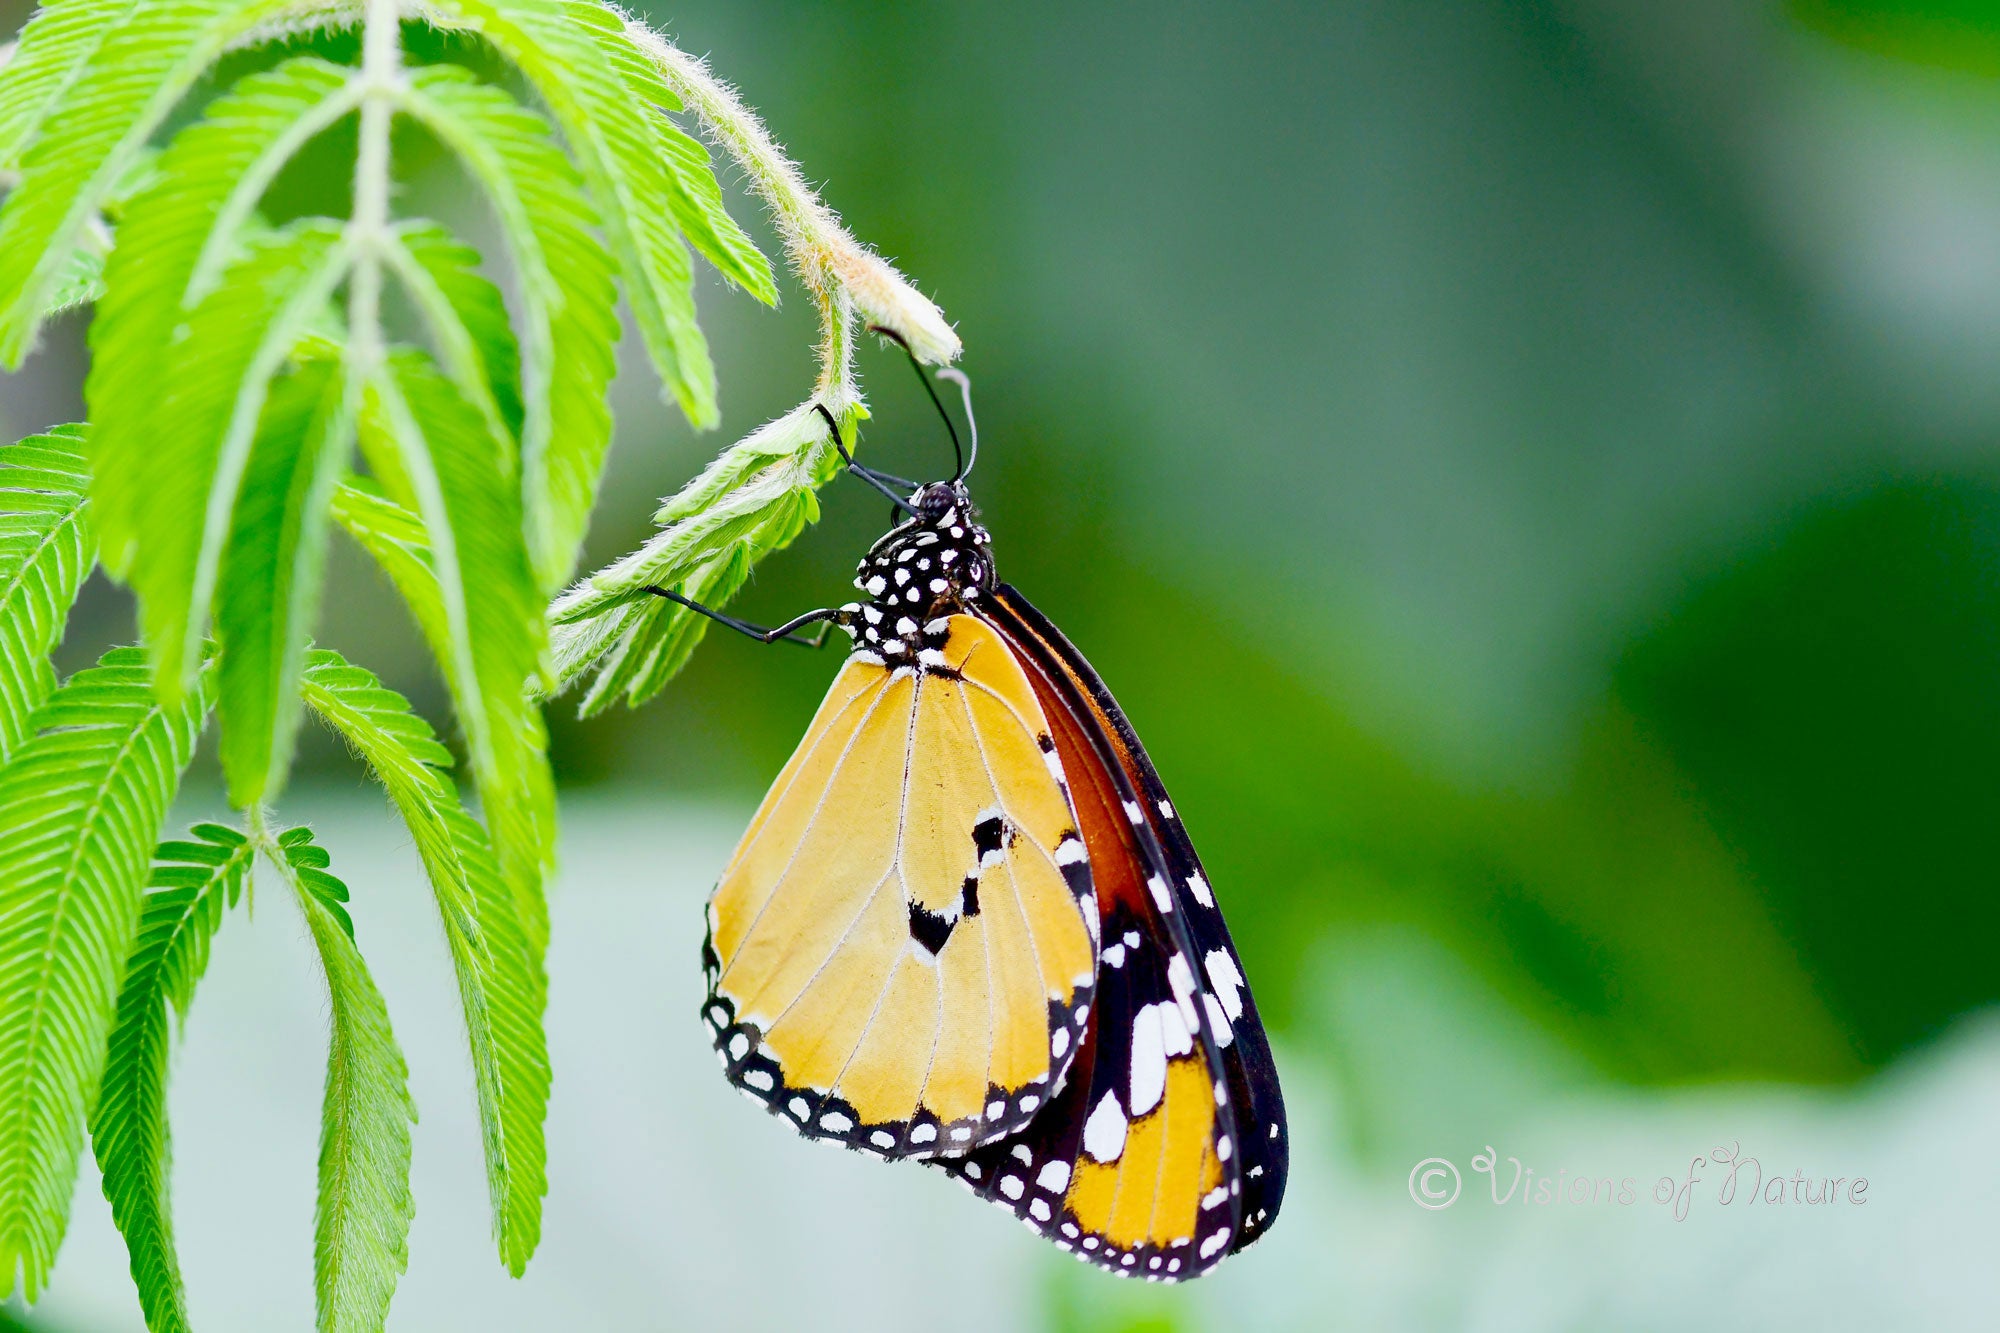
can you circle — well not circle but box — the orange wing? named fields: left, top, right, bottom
left=701, top=614, right=1098, bottom=1157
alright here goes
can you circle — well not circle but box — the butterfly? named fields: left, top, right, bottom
left=667, top=348, right=1287, bottom=1281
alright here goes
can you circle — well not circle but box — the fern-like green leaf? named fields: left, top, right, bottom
left=0, top=648, right=214, bottom=1301
left=86, top=57, right=361, bottom=578
left=0, top=426, right=94, bottom=763
left=300, top=651, right=550, bottom=1274
left=571, top=1, right=774, bottom=305
left=359, top=351, right=555, bottom=939
left=268, top=826, right=414, bottom=1333
left=41, top=243, right=105, bottom=318
left=0, top=0, right=305, bottom=364
left=428, top=0, right=722, bottom=426
left=90, top=824, right=253, bottom=1333
left=0, top=0, right=140, bottom=168
left=214, top=357, right=354, bottom=807
left=381, top=219, right=522, bottom=453
left=330, top=479, right=439, bottom=627
left=107, top=219, right=353, bottom=698
left=550, top=405, right=846, bottom=710
left=398, top=65, right=618, bottom=592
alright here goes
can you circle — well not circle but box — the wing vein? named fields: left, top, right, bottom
left=719, top=673, right=902, bottom=988
left=955, top=682, right=1053, bottom=1038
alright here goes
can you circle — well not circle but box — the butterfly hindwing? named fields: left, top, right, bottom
left=703, top=613, right=1098, bottom=1157
left=936, top=588, right=1273, bottom=1280
left=991, top=586, right=1290, bottom=1247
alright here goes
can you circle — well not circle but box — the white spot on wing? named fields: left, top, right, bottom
left=743, top=1069, right=773, bottom=1091
left=1082, top=1091, right=1128, bottom=1162
left=1122, top=799, right=1144, bottom=823
left=911, top=1123, right=937, bottom=1145
left=1205, top=948, right=1246, bottom=1021
left=1187, top=871, right=1214, bottom=907
left=1147, top=874, right=1174, bottom=914
left=999, top=1175, right=1024, bottom=1201
left=1160, top=1001, right=1194, bottom=1056
left=1037, top=1160, right=1071, bottom=1192
left=1102, top=942, right=1127, bottom=968
left=1128, top=1005, right=1168, bottom=1116
left=1204, top=992, right=1235, bottom=1046
left=1159, top=799, right=1176, bottom=819
left=1055, top=837, right=1086, bottom=865
left=1167, top=953, right=1199, bottom=1027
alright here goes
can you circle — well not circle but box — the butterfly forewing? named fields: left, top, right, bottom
left=703, top=614, right=1097, bottom=1157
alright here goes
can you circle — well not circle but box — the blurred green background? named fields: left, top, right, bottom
left=6, top=0, right=2000, bottom=1328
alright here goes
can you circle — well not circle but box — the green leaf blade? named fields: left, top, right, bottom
left=360, top=352, right=555, bottom=941
left=271, top=828, right=414, bottom=1333
left=86, top=56, right=361, bottom=580
left=432, top=0, right=722, bottom=426
left=0, top=649, right=214, bottom=1301
left=301, top=651, right=550, bottom=1273
left=0, top=0, right=303, bottom=365
left=0, top=0, right=143, bottom=168
left=552, top=405, right=842, bottom=709
left=0, top=426, right=95, bottom=763
left=396, top=66, right=619, bottom=590
left=90, top=824, right=253, bottom=1333
left=105, top=219, right=353, bottom=698
left=573, top=3, right=775, bottom=304
left=215, top=357, right=355, bottom=807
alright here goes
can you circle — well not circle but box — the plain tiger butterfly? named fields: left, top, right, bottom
left=664, top=342, right=1286, bottom=1280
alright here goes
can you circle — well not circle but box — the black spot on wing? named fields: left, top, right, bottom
left=908, top=899, right=956, bottom=955
left=972, top=814, right=1007, bottom=857
left=960, top=875, right=981, bottom=918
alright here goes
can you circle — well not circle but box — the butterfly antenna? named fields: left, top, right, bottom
left=868, top=324, right=964, bottom=481
left=934, top=367, right=978, bottom=480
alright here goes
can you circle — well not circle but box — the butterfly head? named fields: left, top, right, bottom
left=847, top=482, right=995, bottom=665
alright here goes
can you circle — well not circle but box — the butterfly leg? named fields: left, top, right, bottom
left=640, top=585, right=848, bottom=648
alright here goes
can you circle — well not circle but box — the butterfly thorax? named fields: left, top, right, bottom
left=842, top=481, right=995, bottom=669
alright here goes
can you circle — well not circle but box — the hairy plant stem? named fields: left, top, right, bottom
left=620, top=22, right=959, bottom=405
left=345, top=0, right=403, bottom=384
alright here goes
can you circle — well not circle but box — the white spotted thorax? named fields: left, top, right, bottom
left=840, top=480, right=995, bottom=668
